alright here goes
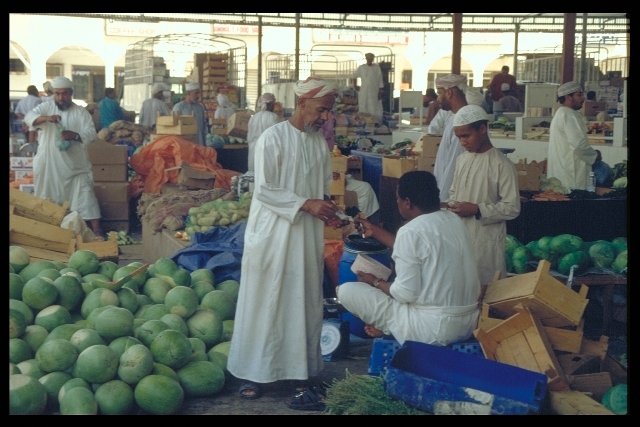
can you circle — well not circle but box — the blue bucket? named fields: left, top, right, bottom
left=338, top=235, right=391, bottom=338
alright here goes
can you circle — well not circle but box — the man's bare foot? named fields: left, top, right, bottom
left=364, top=324, right=384, bottom=338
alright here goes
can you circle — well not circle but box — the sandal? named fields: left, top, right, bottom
left=238, top=382, right=261, bottom=400
left=284, top=385, right=327, bottom=411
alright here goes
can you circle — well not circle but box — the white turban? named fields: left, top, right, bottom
left=185, top=82, right=200, bottom=92
left=152, top=83, right=166, bottom=95
left=435, top=74, right=467, bottom=92
left=501, top=83, right=510, bottom=91
left=453, top=105, right=490, bottom=127
left=294, top=77, right=339, bottom=100
left=51, top=76, right=73, bottom=89
left=557, top=81, right=582, bottom=97
left=465, top=90, right=485, bottom=107
left=217, top=94, right=230, bottom=107
left=258, top=93, right=276, bottom=111
left=43, top=81, right=53, bottom=93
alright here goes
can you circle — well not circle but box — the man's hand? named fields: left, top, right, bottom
left=61, top=130, right=79, bottom=141
left=355, top=271, right=378, bottom=287
left=301, top=199, right=341, bottom=225
left=447, top=201, right=479, bottom=218
left=32, top=115, right=62, bottom=126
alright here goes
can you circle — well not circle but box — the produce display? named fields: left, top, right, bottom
left=184, top=191, right=252, bottom=239
left=505, top=234, right=627, bottom=276
left=9, top=246, right=236, bottom=415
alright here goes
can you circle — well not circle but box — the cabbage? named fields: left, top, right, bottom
left=537, top=236, right=554, bottom=252
left=611, top=250, right=627, bottom=274
left=549, top=234, right=584, bottom=256
left=611, top=237, right=627, bottom=247
left=557, top=251, right=590, bottom=275
left=505, top=234, right=523, bottom=258
left=512, top=246, right=533, bottom=274
left=588, top=241, right=617, bottom=269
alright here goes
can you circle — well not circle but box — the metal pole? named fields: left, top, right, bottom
left=258, top=17, right=263, bottom=101
left=452, top=13, right=462, bottom=74
left=513, top=24, right=520, bottom=81
left=560, top=13, right=576, bottom=84
left=295, top=13, right=300, bottom=81
left=580, top=13, right=588, bottom=87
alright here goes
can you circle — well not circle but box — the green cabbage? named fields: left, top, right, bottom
left=588, top=241, right=617, bottom=268
left=611, top=250, right=627, bottom=274
left=512, top=246, right=533, bottom=274
left=537, top=236, right=554, bottom=252
left=505, top=234, right=523, bottom=258
left=549, top=234, right=584, bottom=256
left=557, top=251, right=590, bottom=275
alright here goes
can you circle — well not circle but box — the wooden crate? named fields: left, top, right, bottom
left=474, top=305, right=570, bottom=392
left=481, top=260, right=589, bottom=327
left=329, top=172, right=346, bottom=196
left=549, top=390, right=615, bottom=415
left=203, top=75, right=228, bottom=84
left=77, top=231, right=119, bottom=261
left=9, top=187, right=69, bottom=226
left=10, top=212, right=75, bottom=254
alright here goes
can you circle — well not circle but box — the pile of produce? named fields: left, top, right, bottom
left=10, top=246, right=239, bottom=415
left=184, top=191, right=252, bottom=239
left=96, top=120, right=150, bottom=147
left=505, top=234, right=627, bottom=276
left=489, top=116, right=515, bottom=132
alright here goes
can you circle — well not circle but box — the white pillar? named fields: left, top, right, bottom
left=104, top=61, right=115, bottom=88
left=28, top=51, right=48, bottom=90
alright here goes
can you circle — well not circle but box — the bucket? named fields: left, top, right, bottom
left=338, top=235, right=391, bottom=338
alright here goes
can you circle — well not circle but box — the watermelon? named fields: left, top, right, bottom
left=37, top=268, right=61, bottom=282
left=18, top=260, right=57, bottom=283
left=9, top=245, right=31, bottom=273
left=117, top=344, right=154, bottom=385
left=215, top=279, right=240, bottom=303
left=69, top=328, right=107, bottom=353
left=186, top=308, right=223, bottom=349
left=74, top=344, right=119, bottom=384
left=9, top=273, right=25, bottom=300
left=142, top=277, right=173, bottom=304
left=34, top=304, right=72, bottom=332
left=10, top=298, right=34, bottom=325
left=35, top=338, right=78, bottom=373
left=160, top=313, right=189, bottom=336
left=80, top=288, right=119, bottom=319
left=222, top=319, right=234, bottom=341
left=94, top=380, right=135, bottom=415
left=21, top=325, right=49, bottom=353
left=164, top=286, right=199, bottom=318
left=39, top=371, right=73, bottom=411
left=53, top=274, right=84, bottom=312
left=108, top=336, right=143, bottom=359
left=22, top=276, right=59, bottom=310
left=191, top=268, right=215, bottom=285
left=134, top=375, right=184, bottom=415
left=44, top=323, right=82, bottom=343
left=10, top=338, right=33, bottom=365
left=117, top=287, right=140, bottom=314
left=68, top=249, right=100, bottom=276
left=601, top=384, right=627, bottom=415
left=60, top=386, right=98, bottom=415
left=191, top=280, right=215, bottom=302
left=57, top=377, right=92, bottom=404
left=137, top=303, right=170, bottom=321
left=210, top=340, right=231, bottom=357
left=96, top=261, right=119, bottom=281
left=200, top=290, right=236, bottom=321
left=136, top=319, right=171, bottom=347
left=10, top=308, right=27, bottom=339
left=176, top=360, right=225, bottom=397
left=94, top=306, right=135, bottom=339
left=16, top=359, right=46, bottom=379
left=10, top=374, right=48, bottom=415
left=10, top=363, right=21, bottom=375
left=151, top=362, right=180, bottom=383
left=149, top=329, right=192, bottom=370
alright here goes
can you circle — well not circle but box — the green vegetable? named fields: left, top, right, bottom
left=588, top=241, right=617, bottom=269
left=613, top=177, right=627, bottom=188
left=611, top=249, right=627, bottom=274
left=557, top=251, right=590, bottom=275
left=505, top=234, right=523, bottom=258
left=549, top=234, right=583, bottom=256
left=512, top=246, right=533, bottom=274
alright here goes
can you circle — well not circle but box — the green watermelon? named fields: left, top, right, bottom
left=117, top=344, right=154, bottom=385
left=164, top=286, right=199, bottom=318
left=94, top=380, right=135, bottom=415
left=35, top=338, right=78, bottom=373
left=67, top=249, right=100, bottom=276
left=134, top=375, right=184, bottom=415
left=59, top=386, right=98, bottom=415
left=9, top=245, right=31, bottom=273
left=176, top=360, right=225, bottom=397
left=149, top=329, right=192, bottom=370
left=74, top=345, right=119, bottom=384
left=10, top=374, right=48, bottom=415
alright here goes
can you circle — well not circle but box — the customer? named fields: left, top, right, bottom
left=15, top=85, right=42, bottom=143
left=213, top=93, right=235, bottom=129
left=98, top=87, right=124, bottom=130
left=247, top=92, right=279, bottom=171
left=592, top=149, right=614, bottom=187
left=412, top=88, right=441, bottom=125
left=489, top=65, right=517, bottom=113
left=494, top=83, right=522, bottom=118
left=352, top=52, right=384, bottom=123
left=227, top=77, right=343, bottom=411
left=139, top=83, right=171, bottom=131
left=24, top=76, right=103, bottom=237
left=432, top=74, right=468, bottom=202
left=172, top=82, right=206, bottom=146
left=445, top=104, right=521, bottom=285
left=42, top=81, right=55, bottom=103
left=337, top=170, right=481, bottom=346
left=547, top=81, right=598, bottom=190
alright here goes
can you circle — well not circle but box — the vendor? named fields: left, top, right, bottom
left=172, top=82, right=206, bottom=146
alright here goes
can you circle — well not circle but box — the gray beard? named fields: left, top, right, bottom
left=303, top=123, right=319, bottom=135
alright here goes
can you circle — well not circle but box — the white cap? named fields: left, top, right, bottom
left=51, top=76, right=73, bottom=89
left=152, top=83, right=166, bottom=95
left=453, top=105, right=490, bottom=127
left=557, top=81, right=582, bottom=97
left=465, top=90, right=485, bottom=106
left=185, top=82, right=200, bottom=92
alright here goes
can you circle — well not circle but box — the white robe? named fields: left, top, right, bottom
left=172, top=101, right=206, bottom=146
left=337, top=210, right=480, bottom=346
left=139, top=97, right=171, bottom=129
left=227, top=121, right=332, bottom=384
left=447, top=147, right=521, bottom=285
left=548, top=106, right=598, bottom=190
left=427, top=109, right=453, bottom=135
left=214, top=106, right=235, bottom=128
left=246, top=110, right=279, bottom=171
left=24, top=100, right=101, bottom=221
left=345, top=175, right=379, bottom=218
left=353, top=63, right=384, bottom=120
left=433, top=112, right=466, bottom=202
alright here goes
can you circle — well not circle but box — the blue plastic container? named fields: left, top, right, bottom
left=384, top=341, right=548, bottom=415
left=337, top=236, right=391, bottom=338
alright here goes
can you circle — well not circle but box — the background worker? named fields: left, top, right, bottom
left=172, top=82, right=206, bottom=146
left=42, top=81, right=55, bottom=102
left=227, top=77, right=343, bottom=411
left=445, top=104, right=521, bottom=285
left=98, top=87, right=124, bottom=130
left=337, top=171, right=480, bottom=346
left=247, top=92, right=279, bottom=171
left=214, top=93, right=235, bottom=129
left=139, top=83, right=171, bottom=131
left=411, top=88, right=441, bottom=125
left=352, top=52, right=384, bottom=123
left=14, top=85, right=42, bottom=143
left=493, top=83, right=522, bottom=119
left=24, top=76, right=103, bottom=237
left=547, top=81, right=598, bottom=190
left=489, top=65, right=517, bottom=114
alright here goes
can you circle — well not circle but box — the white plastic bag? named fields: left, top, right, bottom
left=60, top=211, right=95, bottom=243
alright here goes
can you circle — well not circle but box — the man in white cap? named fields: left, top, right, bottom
left=493, top=83, right=522, bottom=119
left=213, top=93, right=235, bottom=129
left=24, top=76, right=103, bottom=238
left=443, top=104, right=520, bottom=285
left=431, top=73, right=469, bottom=203
left=228, top=77, right=343, bottom=411
left=351, top=52, right=384, bottom=122
left=246, top=92, right=278, bottom=171
left=42, top=81, right=55, bottom=103
left=172, top=82, right=206, bottom=145
left=548, top=81, right=598, bottom=190
left=489, top=65, right=517, bottom=113
left=139, top=83, right=171, bottom=131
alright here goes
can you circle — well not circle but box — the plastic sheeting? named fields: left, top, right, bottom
left=172, top=221, right=246, bottom=284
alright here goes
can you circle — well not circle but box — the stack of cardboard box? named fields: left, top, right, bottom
left=88, top=139, right=131, bottom=233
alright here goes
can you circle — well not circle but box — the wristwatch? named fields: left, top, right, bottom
left=373, top=279, right=383, bottom=288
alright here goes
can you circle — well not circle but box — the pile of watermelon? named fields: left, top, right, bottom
left=9, top=245, right=239, bottom=415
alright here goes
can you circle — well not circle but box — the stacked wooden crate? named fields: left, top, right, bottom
left=200, top=53, right=230, bottom=130
left=9, top=188, right=119, bottom=263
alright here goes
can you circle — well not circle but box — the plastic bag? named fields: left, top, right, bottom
left=55, top=123, right=70, bottom=151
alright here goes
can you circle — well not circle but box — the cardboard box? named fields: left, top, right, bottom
left=413, top=135, right=441, bottom=157
left=88, top=139, right=128, bottom=165
left=331, top=156, right=348, bottom=173
left=515, top=159, right=544, bottom=192
left=329, top=172, right=346, bottom=196
left=382, top=156, right=418, bottom=178
left=10, top=156, right=33, bottom=170
left=416, top=156, right=436, bottom=174
left=335, top=125, right=348, bottom=136
left=92, top=164, right=128, bottom=182
left=14, top=170, right=33, bottom=180
left=581, top=101, right=609, bottom=118
left=481, top=260, right=589, bottom=328
left=156, top=112, right=197, bottom=135
left=94, top=182, right=130, bottom=220
left=226, top=112, right=251, bottom=139
left=19, top=184, right=35, bottom=195
left=177, top=162, right=216, bottom=190
left=203, top=75, right=228, bottom=84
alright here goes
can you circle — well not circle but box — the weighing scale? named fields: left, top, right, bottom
left=321, top=298, right=350, bottom=361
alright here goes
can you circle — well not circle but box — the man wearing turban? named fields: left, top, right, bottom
left=213, top=93, right=236, bottom=129
left=228, top=77, right=343, bottom=411
left=246, top=92, right=279, bottom=171
left=139, top=83, right=171, bottom=131
left=24, top=76, right=103, bottom=238
left=14, top=85, right=43, bottom=143
left=547, top=81, right=598, bottom=190
left=351, top=53, right=384, bottom=122
left=444, top=104, right=521, bottom=285
left=172, top=82, right=206, bottom=145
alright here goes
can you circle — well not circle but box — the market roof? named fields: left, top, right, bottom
left=19, top=13, right=630, bottom=33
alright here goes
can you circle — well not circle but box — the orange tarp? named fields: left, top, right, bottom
left=129, top=135, right=242, bottom=194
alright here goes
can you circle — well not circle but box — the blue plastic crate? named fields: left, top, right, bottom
left=449, top=338, right=483, bottom=357
left=384, top=341, right=548, bottom=415
left=368, top=337, right=402, bottom=376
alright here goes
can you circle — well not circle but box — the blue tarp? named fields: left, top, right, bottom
left=171, top=221, right=247, bottom=285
